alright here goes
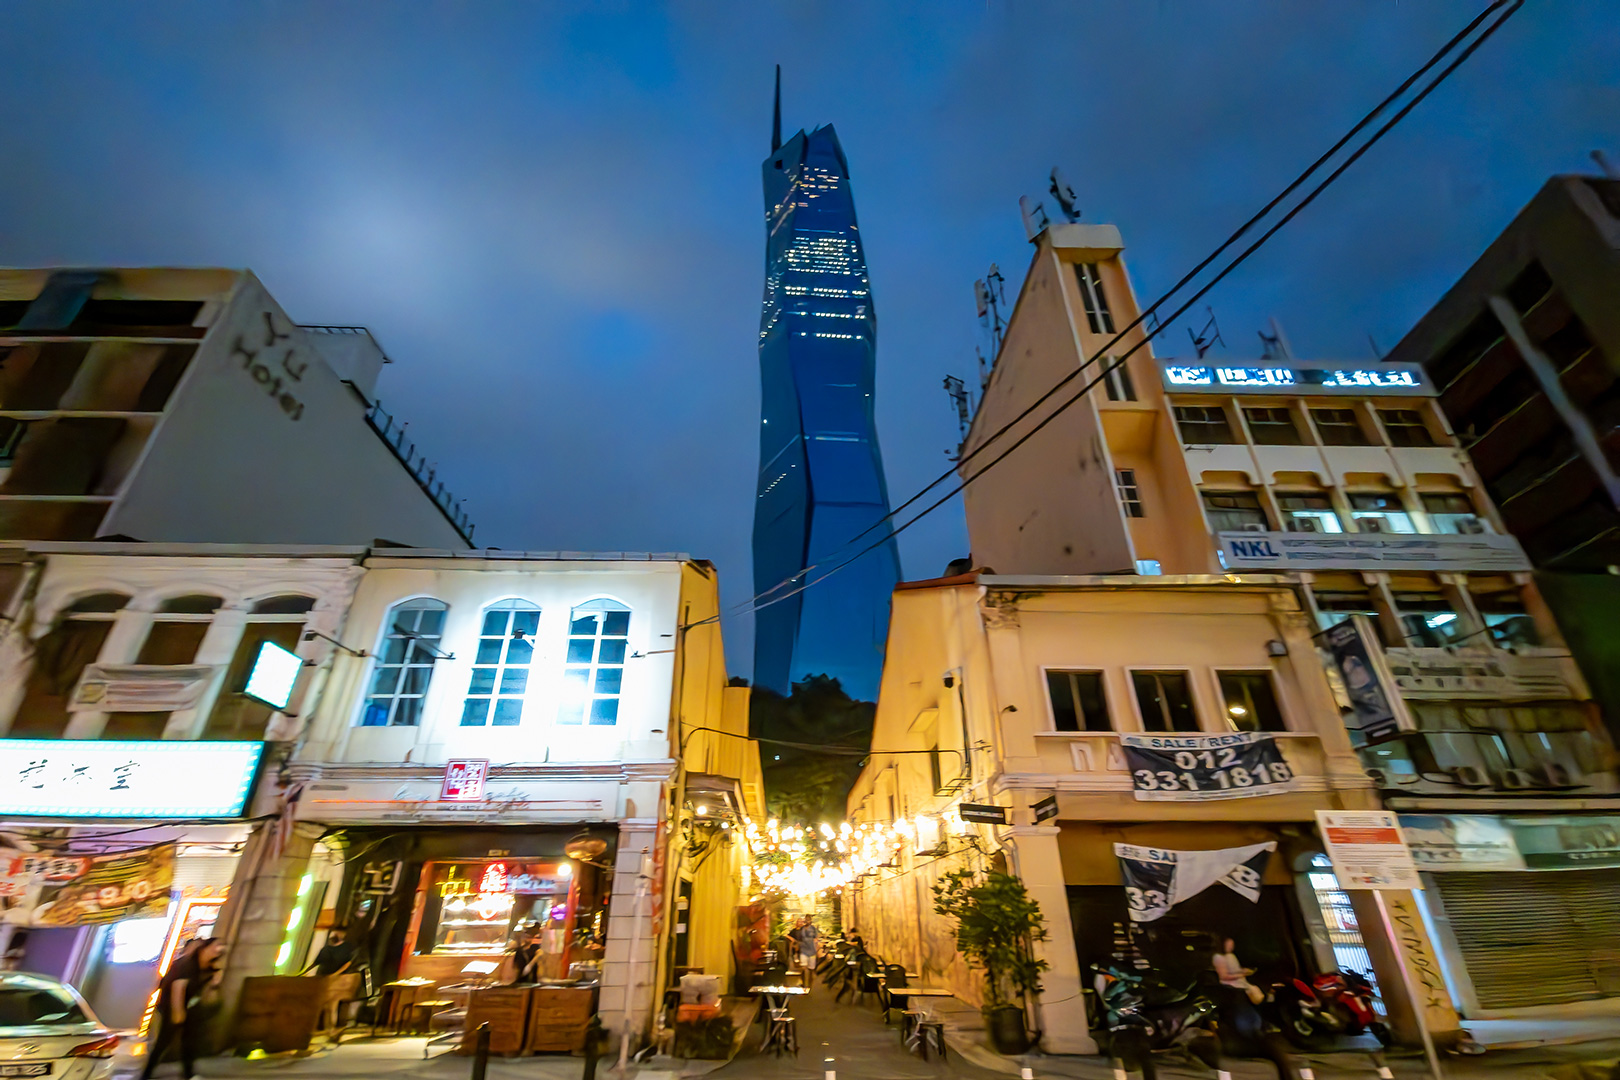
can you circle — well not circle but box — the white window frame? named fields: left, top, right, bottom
left=461, top=598, right=541, bottom=728
left=559, top=598, right=631, bottom=727
left=358, top=597, right=449, bottom=728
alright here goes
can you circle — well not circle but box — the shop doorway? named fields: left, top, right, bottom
left=1304, top=854, right=1383, bottom=1002
left=1068, top=883, right=1312, bottom=992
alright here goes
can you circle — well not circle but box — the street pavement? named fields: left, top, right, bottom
left=114, top=986, right=1619, bottom=1080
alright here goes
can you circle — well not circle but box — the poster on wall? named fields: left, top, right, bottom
left=0, top=843, right=175, bottom=926
left=1120, top=733, right=1296, bottom=800
left=1114, top=841, right=1276, bottom=922
left=1322, top=616, right=1408, bottom=745
left=1317, top=810, right=1421, bottom=890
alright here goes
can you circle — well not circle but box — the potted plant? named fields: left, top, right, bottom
left=932, top=868, right=1049, bottom=1054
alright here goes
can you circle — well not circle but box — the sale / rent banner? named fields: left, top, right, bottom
left=1121, top=732, right=1297, bottom=801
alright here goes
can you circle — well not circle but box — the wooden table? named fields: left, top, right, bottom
left=748, top=984, right=809, bottom=1054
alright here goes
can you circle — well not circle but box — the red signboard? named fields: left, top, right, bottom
left=440, top=759, right=490, bottom=802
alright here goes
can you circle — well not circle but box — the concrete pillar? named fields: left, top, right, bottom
left=999, top=824, right=1097, bottom=1055
left=206, top=820, right=320, bottom=1052
left=168, top=608, right=248, bottom=739
left=598, top=821, right=660, bottom=1047
left=1348, top=888, right=1461, bottom=1048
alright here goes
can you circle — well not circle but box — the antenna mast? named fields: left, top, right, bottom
left=1188, top=306, right=1225, bottom=359
left=975, top=264, right=1007, bottom=359
left=771, top=65, right=782, bottom=152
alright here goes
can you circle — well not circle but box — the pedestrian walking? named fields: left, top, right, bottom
left=791, top=916, right=820, bottom=977
left=143, top=937, right=224, bottom=1080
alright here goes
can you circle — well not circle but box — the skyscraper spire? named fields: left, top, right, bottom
left=771, top=64, right=782, bottom=152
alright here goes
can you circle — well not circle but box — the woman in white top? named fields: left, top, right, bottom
left=1213, top=936, right=1264, bottom=1004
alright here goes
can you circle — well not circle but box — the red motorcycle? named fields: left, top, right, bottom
left=1270, top=970, right=1390, bottom=1048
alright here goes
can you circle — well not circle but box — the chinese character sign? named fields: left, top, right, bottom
left=0, top=741, right=264, bottom=818
left=440, top=759, right=490, bottom=802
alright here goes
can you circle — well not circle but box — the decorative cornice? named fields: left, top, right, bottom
left=304, top=759, right=677, bottom=784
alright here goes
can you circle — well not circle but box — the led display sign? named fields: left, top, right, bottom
left=243, top=641, right=303, bottom=710
left=1163, top=365, right=1423, bottom=391
left=0, top=740, right=264, bottom=818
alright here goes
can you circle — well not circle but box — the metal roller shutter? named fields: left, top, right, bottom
left=1434, top=870, right=1620, bottom=1010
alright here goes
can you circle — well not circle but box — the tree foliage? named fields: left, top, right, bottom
left=932, top=867, right=1049, bottom=1008
left=751, top=674, right=873, bottom=823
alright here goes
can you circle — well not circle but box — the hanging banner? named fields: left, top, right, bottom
left=1114, top=841, right=1276, bottom=922
left=1322, top=617, right=1407, bottom=745
left=1, top=843, right=176, bottom=926
left=1120, top=733, right=1296, bottom=800
left=69, top=665, right=217, bottom=712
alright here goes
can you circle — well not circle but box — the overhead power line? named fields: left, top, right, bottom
left=725, top=0, right=1522, bottom=626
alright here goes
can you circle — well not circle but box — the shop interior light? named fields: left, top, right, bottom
left=275, top=942, right=292, bottom=967
left=243, top=641, right=304, bottom=710
left=556, top=861, right=573, bottom=878
left=110, top=917, right=171, bottom=965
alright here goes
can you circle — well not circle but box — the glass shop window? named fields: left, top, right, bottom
left=1175, top=405, right=1238, bottom=445
left=1475, top=591, right=1540, bottom=648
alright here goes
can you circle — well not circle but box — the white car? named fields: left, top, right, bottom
left=0, top=973, right=120, bottom=1080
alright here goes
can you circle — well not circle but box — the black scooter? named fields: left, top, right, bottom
left=1092, top=965, right=1220, bottom=1080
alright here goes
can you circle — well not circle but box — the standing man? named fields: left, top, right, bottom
left=303, top=926, right=356, bottom=977
left=793, top=917, right=820, bottom=978
left=143, top=937, right=224, bottom=1080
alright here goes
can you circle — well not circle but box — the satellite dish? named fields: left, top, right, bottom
left=1050, top=167, right=1080, bottom=222
left=975, top=280, right=989, bottom=320
left=1019, top=196, right=1050, bottom=242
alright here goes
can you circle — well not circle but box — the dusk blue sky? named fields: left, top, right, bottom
left=4, top=2, right=1616, bottom=679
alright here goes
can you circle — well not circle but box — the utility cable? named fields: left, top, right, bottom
left=730, top=0, right=1521, bottom=623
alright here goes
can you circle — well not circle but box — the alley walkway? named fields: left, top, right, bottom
left=709, top=982, right=1008, bottom=1080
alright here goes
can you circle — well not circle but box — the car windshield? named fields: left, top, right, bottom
left=0, top=981, right=89, bottom=1028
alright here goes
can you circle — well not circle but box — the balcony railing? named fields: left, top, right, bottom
left=365, top=401, right=475, bottom=544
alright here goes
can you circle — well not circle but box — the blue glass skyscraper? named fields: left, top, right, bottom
left=752, top=73, right=902, bottom=702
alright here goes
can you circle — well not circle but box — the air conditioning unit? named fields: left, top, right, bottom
left=1531, top=763, right=1581, bottom=788
left=1448, top=765, right=1490, bottom=788
left=1364, top=768, right=1390, bottom=787
left=1496, top=769, right=1536, bottom=790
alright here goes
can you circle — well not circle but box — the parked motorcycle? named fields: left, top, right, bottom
left=1092, top=965, right=1220, bottom=1080
left=1270, top=970, right=1390, bottom=1048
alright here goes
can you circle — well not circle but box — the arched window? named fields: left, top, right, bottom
left=360, top=599, right=448, bottom=727
left=251, top=595, right=317, bottom=615
left=157, top=594, right=224, bottom=615
left=462, top=599, right=540, bottom=727
left=10, top=593, right=130, bottom=738
left=560, top=599, right=630, bottom=726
